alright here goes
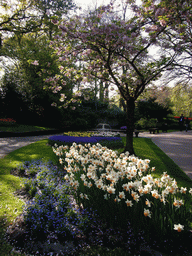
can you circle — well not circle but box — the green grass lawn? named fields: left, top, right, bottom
left=0, top=136, right=192, bottom=255
left=0, top=123, right=56, bottom=133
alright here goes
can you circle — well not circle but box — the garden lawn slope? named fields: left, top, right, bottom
left=0, top=119, right=63, bottom=137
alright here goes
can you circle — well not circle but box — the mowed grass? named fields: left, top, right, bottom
left=0, top=123, right=56, bottom=133
left=0, top=136, right=192, bottom=255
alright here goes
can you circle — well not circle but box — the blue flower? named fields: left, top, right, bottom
left=48, top=135, right=121, bottom=143
left=19, top=159, right=92, bottom=242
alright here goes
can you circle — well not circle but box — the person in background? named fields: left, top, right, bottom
left=179, top=114, right=184, bottom=131
left=185, top=117, right=190, bottom=132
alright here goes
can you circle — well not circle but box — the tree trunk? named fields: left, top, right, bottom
left=124, top=97, right=135, bottom=155
left=100, top=81, right=104, bottom=102
left=104, top=82, right=109, bottom=101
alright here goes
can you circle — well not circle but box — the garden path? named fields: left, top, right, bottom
left=141, top=130, right=192, bottom=180
left=0, top=133, right=63, bottom=159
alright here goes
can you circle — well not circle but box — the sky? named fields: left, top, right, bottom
left=74, top=0, right=110, bottom=9
left=74, top=0, right=142, bottom=11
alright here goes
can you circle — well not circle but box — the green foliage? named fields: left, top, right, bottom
left=97, top=139, right=124, bottom=149
left=170, top=84, right=192, bottom=117
left=1, top=29, right=75, bottom=127
left=135, top=117, right=157, bottom=129
left=71, top=117, right=88, bottom=131
left=62, top=99, right=125, bottom=130
left=135, top=97, right=172, bottom=122
left=0, top=0, right=75, bottom=38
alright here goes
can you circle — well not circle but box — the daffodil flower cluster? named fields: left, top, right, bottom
left=53, top=142, right=192, bottom=238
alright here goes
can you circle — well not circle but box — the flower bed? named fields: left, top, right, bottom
left=0, top=118, right=16, bottom=126
left=48, top=134, right=124, bottom=149
left=52, top=142, right=192, bottom=254
left=63, top=131, right=95, bottom=137
left=8, top=160, right=92, bottom=255
left=8, top=159, right=148, bottom=255
left=63, top=131, right=121, bottom=137
left=8, top=147, right=192, bottom=255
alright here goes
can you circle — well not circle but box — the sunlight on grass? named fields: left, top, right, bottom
left=0, top=174, right=25, bottom=222
left=1, top=140, right=58, bottom=171
left=0, top=140, right=59, bottom=223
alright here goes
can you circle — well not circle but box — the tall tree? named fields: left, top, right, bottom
left=0, top=0, right=75, bottom=59
left=141, top=0, right=192, bottom=84
left=169, top=83, right=192, bottom=117
left=0, top=32, right=74, bottom=124
left=48, top=2, right=175, bottom=154
left=0, top=0, right=75, bottom=36
left=0, top=0, right=76, bottom=124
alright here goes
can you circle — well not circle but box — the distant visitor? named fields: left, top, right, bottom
left=179, top=114, right=184, bottom=131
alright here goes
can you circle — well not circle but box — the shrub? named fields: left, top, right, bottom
left=0, top=118, right=16, bottom=126
left=71, top=117, right=88, bottom=131
left=135, top=118, right=157, bottom=130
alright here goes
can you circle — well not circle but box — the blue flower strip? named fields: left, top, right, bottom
left=48, top=135, right=121, bottom=144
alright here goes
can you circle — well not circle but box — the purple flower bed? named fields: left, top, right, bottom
left=48, top=135, right=122, bottom=144
left=48, top=135, right=124, bottom=149
left=120, top=126, right=127, bottom=130
left=94, top=136, right=121, bottom=142
left=48, top=135, right=98, bottom=144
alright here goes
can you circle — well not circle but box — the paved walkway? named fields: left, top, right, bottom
left=141, top=130, right=192, bottom=180
left=0, top=133, right=63, bottom=159
left=0, top=131, right=191, bottom=180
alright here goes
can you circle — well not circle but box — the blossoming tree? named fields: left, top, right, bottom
left=141, top=0, right=192, bottom=84
left=49, top=2, right=176, bottom=154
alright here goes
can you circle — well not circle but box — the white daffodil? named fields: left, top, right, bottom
left=174, top=224, right=184, bottom=232
left=107, top=186, right=116, bottom=194
left=180, top=187, right=187, bottom=194
left=119, top=191, right=125, bottom=199
left=145, top=199, right=151, bottom=207
left=144, top=208, right=151, bottom=218
left=125, top=199, right=133, bottom=207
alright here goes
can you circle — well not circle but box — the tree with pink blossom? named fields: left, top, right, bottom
left=140, top=0, right=192, bottom=84
left=48, top=2, right=176, bottom=154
